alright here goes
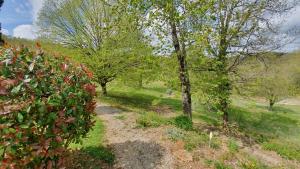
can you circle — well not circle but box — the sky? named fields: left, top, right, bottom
left=0, top=0, right=300, bottom=52
left=0, top=0, right=44, bottom=39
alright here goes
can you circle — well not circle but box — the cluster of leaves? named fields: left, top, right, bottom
left=0, top=45, right=96, bottom=168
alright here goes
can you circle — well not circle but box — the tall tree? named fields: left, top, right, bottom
left=0, top=0, right=4, bottom=46
left=38, top=0, right=147, bottom=95
left=132, top=0, right=212, bottom=119
left=196, top=0, right=298, bottom=126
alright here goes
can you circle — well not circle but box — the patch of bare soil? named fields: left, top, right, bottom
left=278, top=98, right=300, bottom=106
left=97, top=103, right=175, bottom=169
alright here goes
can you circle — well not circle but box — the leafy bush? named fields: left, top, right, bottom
left=0, top=45, right=96, bottom=168
left=174, top=115, right=193, bottom=131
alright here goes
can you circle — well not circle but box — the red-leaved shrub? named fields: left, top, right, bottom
left=0, top=45, right=96, bottom=168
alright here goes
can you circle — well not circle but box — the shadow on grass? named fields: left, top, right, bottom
left=196, top=114, right=220, bottom=126
left=229, top=106, right=299, bottom=140
left=143, top=86, right=169, bottom=94
left=193, top=104, right=299, bottom=140
left=95, top=106, right=123, bottom=115
left=110, top=140, right=165, bottom=169
left=66, top=146, right=115, bottom=169
left=101, top=90, right=182, bottom=112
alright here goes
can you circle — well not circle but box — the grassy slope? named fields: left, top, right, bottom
left=100, top=81, right=300, bottom=162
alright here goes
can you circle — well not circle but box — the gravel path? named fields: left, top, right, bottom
left=95, top=104, right=175, bottom=169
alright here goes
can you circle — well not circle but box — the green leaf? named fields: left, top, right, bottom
left=17, top=113, right=24, bottom=123
left=20, top=124, right=29, bottom=129
left=11, top=83, right=22, bottom=94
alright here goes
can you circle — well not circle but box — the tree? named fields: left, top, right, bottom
left=38, top=0, right=147, bottom=95
left=0, top=0, right=4, bottom=46
left=132, top=0, right=212, bottom=119
left=238, top=54, right=294, bottom=110
left=195, top=0, right=298, bottom=126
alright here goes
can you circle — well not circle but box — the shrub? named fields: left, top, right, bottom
left=174, top=115, right=193, bottom=131
left=0, top=45, right=96, bottom=168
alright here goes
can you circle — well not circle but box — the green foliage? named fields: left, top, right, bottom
left=39, top=0, right=154, bottom=95
left=136, top=112, right=168, bottom=128
left=0, top=46, right=96, bottom=168
left=173, top=115, right=193, bottom=131
left=238, top=54, right=296, bottom=109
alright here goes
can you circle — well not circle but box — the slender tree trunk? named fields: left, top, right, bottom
left=269, top=99, right=275, bottom=110
left=170, top=21, right=192, bottom=119
left=100, top=82, right=107, bottom=96
left=0, top=23, right=4, bottom=46
left=217, top=52, right=231, bottom=127
left=221, top=98, right=229, bottom=127
left=138, top=73, right=143, bottom=88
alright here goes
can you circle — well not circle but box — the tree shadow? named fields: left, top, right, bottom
left=66, top=146, right=115, bottom=169
left=110, top=140, right=165, bottom=169
left=229, top=106, right=299, bottom=140
left=95, top=105, right=123, bottom=115
left=101, top=91, right=182, bottom=112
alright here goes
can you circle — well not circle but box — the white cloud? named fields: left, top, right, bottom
left=1, top=29, right=9, bottom=36
left=12, top=0, right=45, bottom=40
left=13, top=24, right=37, bottom=40
left=28, top=0, right=45, bottom=21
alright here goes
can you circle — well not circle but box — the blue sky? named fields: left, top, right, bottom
left=0, top=0, right=300, bottom=51
left=0, top=0, right=44, bottom=39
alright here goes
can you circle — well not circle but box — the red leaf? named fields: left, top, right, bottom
left=46, top=161, right=53, bottom=169
left=80, top=64, right=93, bottom=78
left=55, top=136, right=63, bottom=143
left=66, top=117, right=75, bottom=123
left=83, top=83, right=96, bottom=96
left=60, top=63, right=68, bottom=71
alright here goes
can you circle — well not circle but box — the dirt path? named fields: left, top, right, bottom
left=95, top=103, right=175, bottom=169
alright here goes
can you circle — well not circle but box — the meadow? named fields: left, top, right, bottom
left=71, top=81, right=300, bottom=168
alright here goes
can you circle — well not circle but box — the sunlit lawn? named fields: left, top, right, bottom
left=99, top=81, right=300, bottom=161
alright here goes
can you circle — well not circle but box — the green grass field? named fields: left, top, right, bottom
left=98, top=81, right=300, bottom=162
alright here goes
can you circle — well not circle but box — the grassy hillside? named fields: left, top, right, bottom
left=99, top=81, right=300, bottom=163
